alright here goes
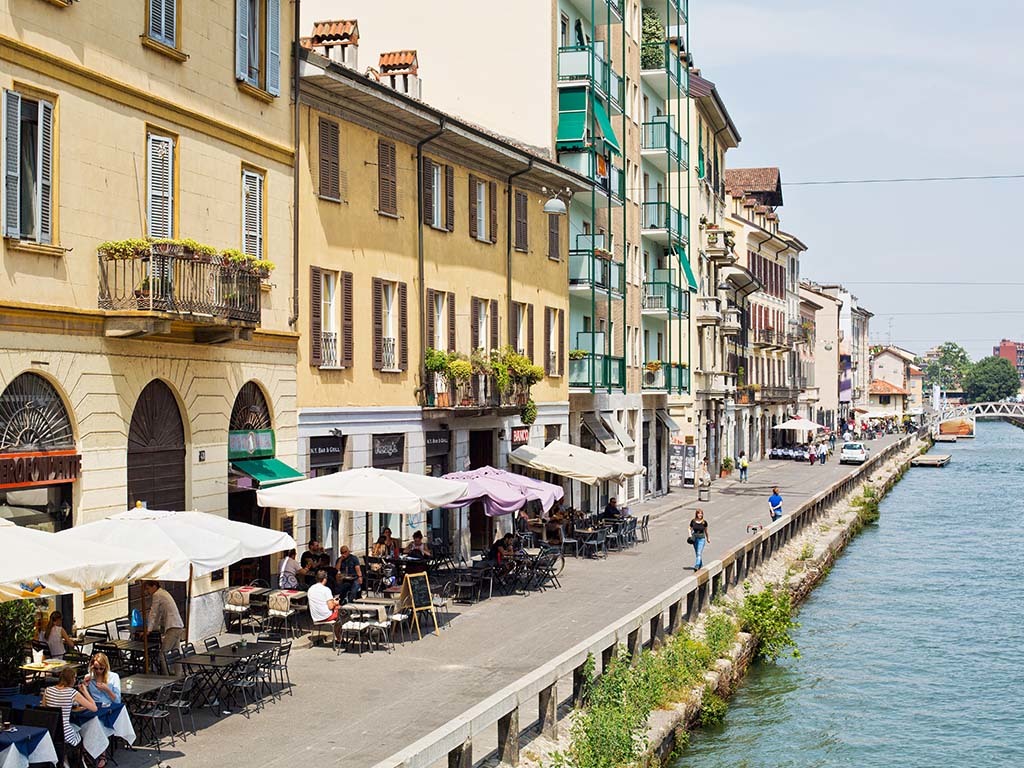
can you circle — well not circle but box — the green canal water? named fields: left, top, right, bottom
left=675, top=420, right=1024, bottom=767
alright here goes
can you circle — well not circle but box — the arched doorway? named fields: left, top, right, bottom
left=127, top=380, right=185, bottom=511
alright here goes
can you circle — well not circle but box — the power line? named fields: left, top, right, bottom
left=871, top=310, right=1024, bottom=316
left=786, top=173, right=1024, bottom=186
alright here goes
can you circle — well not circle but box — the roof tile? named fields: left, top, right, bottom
left=310, top=20, right=359, bottom=45
left=869, top=379, right=909, bottom=396
left=379, top=50, right=418, bottom=74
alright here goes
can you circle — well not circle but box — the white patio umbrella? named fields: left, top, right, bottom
left=773, top=417, right=825, bottom=432
left=256, top=467, right=469, bottom=515
left=508, top=440, right=645, bottom=486
left=0, top=518, right=172, bottom=602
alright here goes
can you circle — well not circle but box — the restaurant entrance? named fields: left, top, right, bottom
left=468, top=429, right=494, bottom=551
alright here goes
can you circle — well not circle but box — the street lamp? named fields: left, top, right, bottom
left=542, top=186, right=572, bottom=215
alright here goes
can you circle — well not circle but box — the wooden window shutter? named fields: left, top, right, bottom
left=558, top=309, right=565, bottom=376
left=489, top=299, right=499, bottom=352
left=318, top=118, right=340, bottom=200
left=341, top=271, right=354, bottom=367
left=398, top=281, right=409, bottom=370
left=372, top=277, right=384, bottom=370
left=470, top=297, right=480, bottom=350
left=445, top=165, right=455, bottom=232
left=422, top=157, right=433, bottom=223
left=548, top=214, right=560, bottom=260
left=488, top=181, right=498, bottom=243
left=425, top=288, right=436, bottom=350
left=37, top=101, right=53, bottom=244
left=447, top=292, right=456, bottom=352
left=468, top=175, right=478, bottom=239
left=234, top=0, right=249, bottom=82
left=378, top=139, right=397, bottom=215
left=3, top=90, right=22, bottom=239
left=309, top=267, right=323, bottom=366
left=266, top=0, right=282, bottom=96
left=514, top=191, right=528, bottom=251
left=146, top=134, right=174, bottom=239
left=544, top=308, right=552, bottom=375
left=242, top=170, right=264, bottom=258
left=149, top=0, right=176, bottom=48
left=527, top=304, right=535, bottom=362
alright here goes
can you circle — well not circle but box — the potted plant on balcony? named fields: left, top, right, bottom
left=568, top=349, right=588, bottom=361
left=720, top=456, right=734, bottom=478
left=448, top=357, right=474, bottom=406
left=645, top=360, right=663, bottom=373
left=425, top=348, right=451, bottom=406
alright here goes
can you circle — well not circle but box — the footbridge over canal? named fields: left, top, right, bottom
left=937, top=401, right=1024, bottom=436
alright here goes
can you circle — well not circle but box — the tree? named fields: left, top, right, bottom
left=963, top=356, right=1020, bottom=403
left=920, top=342, right=972, bottom=392
left=0, top=600, right=37, bottom=685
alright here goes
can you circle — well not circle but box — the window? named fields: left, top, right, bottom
left=309, top=267, right=352, bottom=368
left=318, top=118, right=340, bottom=201
left=544, top=307, right=564, bottom=376
left=235, top=0, right=281, bottom=97
left=879, top=394, right=891, bottom=406
left=146, top=131, right=175, bottom=238
left=468, top=176, right=495, bottom=243
left=471, top=297, right=499, bottom=353
left=377, top=139, right=397, bottom=216
left=3, top=90, right=54, bottom=244
left=426, top=289, right=455, bottom=352
left=423, top=158, right=454, bottom=231
left=147, top=0, right=177, bottom=49
left=431, top=164, right=442, bottom=228
left=241, top=167, right=264, bottom=259
left=560, top=13, right=569, bottom=47
left=547, top=213, right=561, bottom=261
left=514, top=191, right=528, bottom=252
left=511, top=302, right=533, bottom=358
left=372, top=277, right=407, bottom=372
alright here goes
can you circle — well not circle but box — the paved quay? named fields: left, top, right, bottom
left=117, top=435, right=901, bottom=768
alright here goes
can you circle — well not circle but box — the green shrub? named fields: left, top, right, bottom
left=739, top=583, right=800, bottom=662
left=798, top=542, right=815, bottom=560
left=698, top=688, right=728, bottom=727
left=0, top=601, right=36, bottom=685
left=703, top=613, right=737, bottom=659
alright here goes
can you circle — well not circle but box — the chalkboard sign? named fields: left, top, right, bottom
left=399, top=572, right=439, bottom=639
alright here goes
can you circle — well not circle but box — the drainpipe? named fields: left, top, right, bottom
left=289, top=0, right=302, bottom=328
left=416, top=120, right=447, bottom=387
left=505, top=160, right=534, bottom=347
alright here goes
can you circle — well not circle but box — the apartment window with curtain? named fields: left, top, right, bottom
left=235, top=0, right=281, bottom=96
left=147, top=0, right=178, bottom=49
left=3, top=90, right=55, bottom=244
left=372, top=277, right=407, bottom=372
left=310, top=267, right=353, bottom=369
left=241, top=168, right=264, bottom=259
left=146, top=131, right=175, bottom=239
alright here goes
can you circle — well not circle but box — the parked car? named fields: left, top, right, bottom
left=840, top=442, right=869, bottom=464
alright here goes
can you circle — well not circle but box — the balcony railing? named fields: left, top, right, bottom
left=695, top=295, right=722, bottom=325
left=642, top=362, right=689, bottom=392
left=641, top=201, right=687, bottom=242
left=570, top=353, right=626, bottom=389
left=642, top=281, right=688, bottom=316
left=98, top=243, right=261, bottom=324
left=759, top=386, right=800, bottom=403
left=381, top=336, right=399, bottom=371
left=722, top=307, right=742, bottom=334
left=558, top=43, right=609, bottom=99
left=641, top=118, right=688, bottom=165
left=639, top=41, right=684, bottom=88
left=321, top=331, right=339, bottom=367
left=557, top=150, right=624, bottom=202
left=423, top=371, right=532, bottom=410
left=569, top=249, right=625, bottom=295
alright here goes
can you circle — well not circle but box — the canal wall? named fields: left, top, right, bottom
left=372, top=437, right=922, bottom=768
left=639, top=433, right=928, bottom=767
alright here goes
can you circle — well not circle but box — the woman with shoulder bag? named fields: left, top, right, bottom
left=688, top=509, right=710, bottom=571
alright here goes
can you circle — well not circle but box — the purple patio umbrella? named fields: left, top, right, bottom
left=472, top=467, right=564, bottom=513
left=443, top=470, right=528, bottom=517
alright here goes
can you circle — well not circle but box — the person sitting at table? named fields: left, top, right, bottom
left=487, top=533, right=515, bottom=564
left=307, top=570, right=341, bottom=642
left=278, top=549, right=308, bottom=591
left=83, top=652, right=121, bottom=707
left=602, top=497, right=623, bottom=521
left=335, top=546, right=363, bottom=602
left=43, top=666, right=96, bottom=762
left=381, top=527, right=401, bottom=558
left=301, top=538, right=324, bottom=566
left=515, top=509, right=531, bottom=535
left=404, top=530, right=432, bottom=557
left=39, top=610, right=74, bottom=659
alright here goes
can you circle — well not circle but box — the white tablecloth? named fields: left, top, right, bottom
left=0, top=730, right=57, bottom=768
left=80, top=707, right=137, bottom=759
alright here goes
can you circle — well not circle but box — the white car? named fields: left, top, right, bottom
left=840, top=442, right=869, bottom=464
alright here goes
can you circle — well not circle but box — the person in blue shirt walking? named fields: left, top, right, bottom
left=768, top=486, right=783, bottom=521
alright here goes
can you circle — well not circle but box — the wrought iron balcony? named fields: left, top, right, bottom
left=320, top=331, right=339, bottom=368
left=381, top=336, right=399, bottom=372
left=758, top=386, right=801, bottom=403
left=422, top=371, right=531, bottom=413
left=641, top=201, right=687, bottom=244
left=642, top=280, right=688, bottom=317
left=569, top=239, right=625, bottom=296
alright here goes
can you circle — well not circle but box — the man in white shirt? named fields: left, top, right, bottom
left=308, top=568, right=340, bottom=622
left=142, top=580, right=184, bottom=674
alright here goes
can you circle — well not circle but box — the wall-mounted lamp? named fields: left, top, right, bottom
left=542, top=186, right=572, bottom=216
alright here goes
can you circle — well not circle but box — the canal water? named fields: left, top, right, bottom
left=676, top=421, right=1024, bottom=767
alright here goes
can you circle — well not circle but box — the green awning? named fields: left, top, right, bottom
left=592, top=98, right=621, bottom=155
left=557, top=87, right=588, bottom=150
left=232, top=458, right=304, bottom=488
left=675, top=245, right=698, bottom=292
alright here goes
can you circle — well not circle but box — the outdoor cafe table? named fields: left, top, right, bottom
left=4, top=693, right=136, bottom=761
left=207, top=642, right=278, bottom=659
left=0, top=724, right=56, bottom=768
left=121, top=674, right=179, bottom=700
left=179, top=654, right=242, bottom=712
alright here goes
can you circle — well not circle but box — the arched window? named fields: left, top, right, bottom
left=0, top=373, right=74, bottom=452
left=230, top=382, right=272, bottom=431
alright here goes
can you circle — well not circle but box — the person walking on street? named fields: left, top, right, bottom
left=142, top=580, right=184, bottom=675
left=807, top=445, right=816, bottom=466
left=689, top=509, right=710, bottom=571
left=738, top=451, right=749, bottom=482
left=768, top=486, right=783, bottom=522
left=818, top=442, right=827, bottom=465
left=829, top=432, right=837, bottom=452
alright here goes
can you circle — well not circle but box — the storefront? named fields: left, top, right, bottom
left=424, top=429, right=451, bottom=545
left=306, top=434, right=346, bottom=556
left=372, top=433, right=406, bottom=544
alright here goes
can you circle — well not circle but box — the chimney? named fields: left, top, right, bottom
left=379, top=50, right=421, bottom=99
left=309, top=20, right=359, bottom=70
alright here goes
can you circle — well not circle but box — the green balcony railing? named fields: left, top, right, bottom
left=641, top=118, right=688, bottom=165
left=641, top=201, right=687, bottom=241
left=641, top=362, right=689, bottom=392
left=642, top=280, right=689, bottom=316
left=557, top=44, right=609, bottom=99
left=639, top=41, right=684, bottom=87
left=557, top=149, right=624, bottom=202
left=569, top=243, right=625, bottom=295
left=608, top=67, right=624, bottom=113
left=570, top=353, right=626, bottom=390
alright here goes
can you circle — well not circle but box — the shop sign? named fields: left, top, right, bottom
left=310, top=435, right=344, bottom=467
left=0, top=450, right=81, bottom=490
left=228, top=429, right=275, bottom=460
left=510, top=426, right=531, bottom=448
left=373, top=434, right=405, bottom=465
left=425, top=430, right=450, bottom=457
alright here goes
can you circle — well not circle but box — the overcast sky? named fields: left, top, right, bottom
left=689, top=0, right=1024, bottom=360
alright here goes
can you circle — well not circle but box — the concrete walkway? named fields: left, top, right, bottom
left=117, top=436, right=900, bottom=768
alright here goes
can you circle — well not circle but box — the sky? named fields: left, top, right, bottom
left=688, top=0, right=1024, bottom=360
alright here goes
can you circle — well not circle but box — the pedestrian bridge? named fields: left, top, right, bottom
left=937, top=401, right=1024, bottom=436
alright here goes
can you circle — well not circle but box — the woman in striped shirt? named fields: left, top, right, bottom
left=42, top=667, right=96, bottom=749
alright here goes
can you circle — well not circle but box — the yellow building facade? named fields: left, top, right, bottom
left=295, top=46, right=587, bottom=555
left=1, top=1, right=298, bottom=636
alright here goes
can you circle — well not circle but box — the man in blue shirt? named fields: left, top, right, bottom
left=768, top=487, right=783, bottom=522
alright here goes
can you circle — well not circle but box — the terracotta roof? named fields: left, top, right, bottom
left=379, top=50, right=418, bottom=74
left=299, top=36, right=313, bottom=50
left=869, top=379, right=909, bottom=396
left=310, top=20, right=359, bottom=45
left=742, top=198, right=755, bottom=207
left=726, top=167, right=783, bottom=206
left=908, top=365, right=924, bottom=376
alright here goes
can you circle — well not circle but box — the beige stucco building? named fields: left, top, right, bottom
left=1, top=1, right=298, bottom=637
left=799, top=282, right=843, bottom=429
